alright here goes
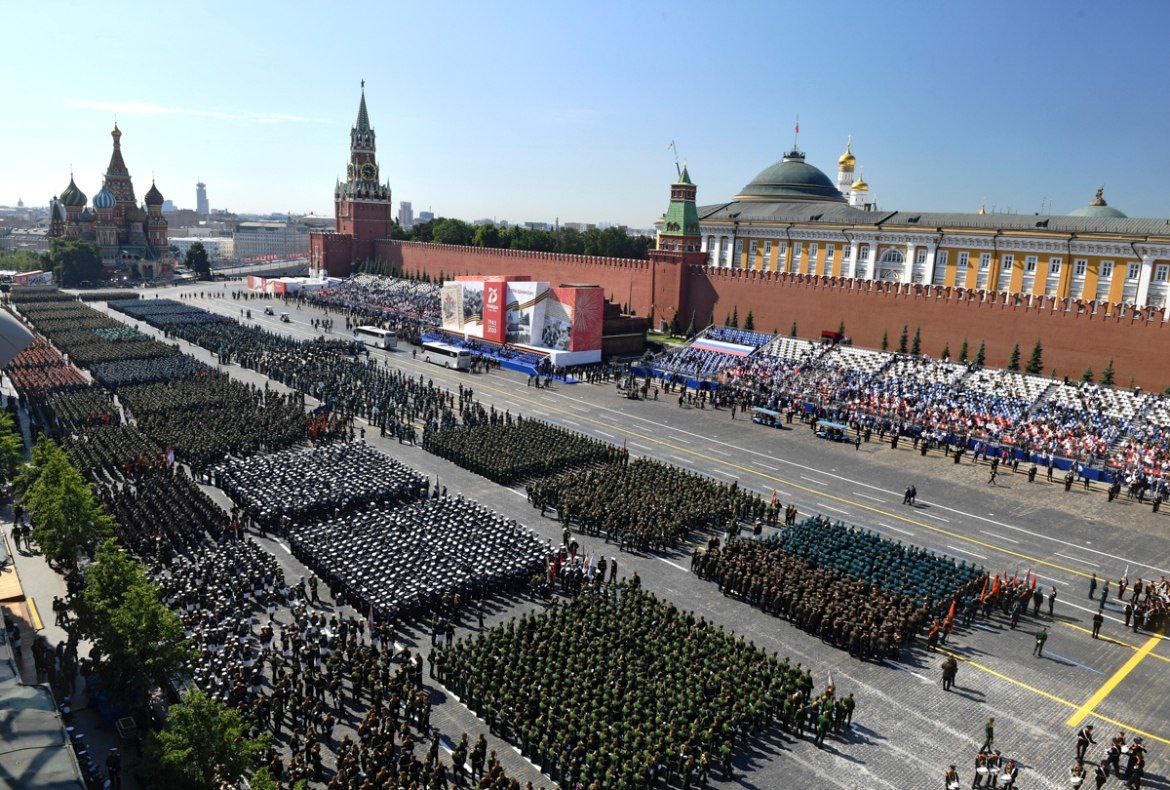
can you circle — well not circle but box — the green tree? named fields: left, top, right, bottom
left=975, top=341, right=986, bottom=366
left=1026, top=339, right=1044, bottom=374
left=668, top=309, right=681, bottom=336
left=910, top=327, right=922, bottom=356
left=1101, top=359, right=1115, bottom=386
left=76, top=539, right=189, bottom=712
left=49, top=238, right=103, bottom=286
left=898, top=324, right=909, bottom=353
left=958, top=339, right=969, bottom=364
left=184, top=242, right=211, bottom=278
left=880, top=330, right=889, bottom=351
left=730, top=306, right=739, bottom=328
left=940, top=343, right=951, bottom=360
left=146, top=690, right=268, bottom=789
left=1008, top=343, right=1021, bottom=371
left=837, top=320, right=846, bottom=337
left=0, top=411, right=24, bottom=485
left=472, top=223, right=500, bottom=249
left=431, top=218, right=475, bottom=246
left=0, top=249, right=49, bottom=272
left=1081, top=367, right=1094, bottom=383
left=684, top=310, right=696, bottom=338
left=743, top=310, right=755, bottom=331
left=20, top=445, right=113, bottom=568
left=789, top=321, right=798, bottom=338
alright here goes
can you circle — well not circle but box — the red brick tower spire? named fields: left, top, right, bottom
left=334, top=81, right=393, bottom=265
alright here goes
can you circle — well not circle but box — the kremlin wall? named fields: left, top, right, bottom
left=384, top=239, right=1170, bottom=389
left=313, top=87, right=1170, bottom=390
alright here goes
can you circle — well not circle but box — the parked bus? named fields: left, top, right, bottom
left=421, top=340, right=472, bottom=370
left=355, top=325, right=398, bottom=350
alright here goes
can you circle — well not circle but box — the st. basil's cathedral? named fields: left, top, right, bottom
left=49, top=124, right=173, bottom=279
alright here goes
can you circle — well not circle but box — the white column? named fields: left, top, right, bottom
left=902, top=243, right=916, bottom=284
left=1135, top=252, right=1156, bottom=307
left=922, top=245, right=938, bottom=285
left=847, top=241, right=860, bottom=278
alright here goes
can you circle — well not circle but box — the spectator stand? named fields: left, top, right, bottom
left=637, top=325, right=775, bottom=390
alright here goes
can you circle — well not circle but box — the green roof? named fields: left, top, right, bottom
left=736, top=150, right=844, bottom=202
left=678, top=165, right=692, bottom=185
left=356, top=89, right=371, bottom=132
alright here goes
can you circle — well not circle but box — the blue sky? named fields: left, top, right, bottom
left=2, top=1, right=1167, bottom=226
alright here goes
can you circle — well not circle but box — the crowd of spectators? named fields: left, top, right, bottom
left=656, top=326, right=1170, bottom=479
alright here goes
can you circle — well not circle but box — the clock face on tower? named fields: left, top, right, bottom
left=361, top=163, right=376, bottom=180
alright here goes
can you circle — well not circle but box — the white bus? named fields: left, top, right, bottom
left=421, top=340, right=472, bottom=370
left=355, top=325, right=397, bottom=350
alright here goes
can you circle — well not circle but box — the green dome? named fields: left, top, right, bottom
left=1070, top=188, right=1126, bottom=219
left=736, top=149, right=845, bottom=202
left=59, top=176, right=87, bottom=207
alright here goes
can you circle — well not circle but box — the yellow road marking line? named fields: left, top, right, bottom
left=1058, top=622, right=1170, bottom=665
left=27, top=597, right=42, bottom=631
left=1065, top=632, right=1162, bottom=728
left=931, top=643, right=1170, bottom=747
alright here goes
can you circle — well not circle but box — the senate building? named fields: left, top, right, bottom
left=694, top=140, right=1170, bottom=309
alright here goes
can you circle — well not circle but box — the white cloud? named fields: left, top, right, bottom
left=69, top=99, right=325, bottom=124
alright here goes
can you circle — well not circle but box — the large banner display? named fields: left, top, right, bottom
left=440, top=283, right=464, bottom=330
left=504, top=281, right=549, bottom=346
left=441, top=277, right=603, bottom=353
left=550, top=286, right=604, bottom=352
left=482, top=280, right=506, bottom=343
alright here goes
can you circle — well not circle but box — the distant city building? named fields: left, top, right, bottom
left=523, top=221, right=552, bottom=231
left=161, top=199, right=176, bottom=212
left=398, top=201, right=414, bottom=229
left=171, top=236, right=234, bottom=260
left=0, top=227, right=52, bottom=252
left=47, top=124, right=172, bottom=278
left=196, top=182, right=209, bottom=216
left=417, top=210, right=434, bottom=223
left=233, top=220, right=315, bottom=258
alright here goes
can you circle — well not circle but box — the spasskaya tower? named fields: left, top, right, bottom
left=311, top=82, right=394, bottom=276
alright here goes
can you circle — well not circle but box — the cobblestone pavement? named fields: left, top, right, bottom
left=63, top=282, right=1170, bottom=789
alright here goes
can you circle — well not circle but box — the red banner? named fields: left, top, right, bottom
left=482, top=280, right=506, bottom=343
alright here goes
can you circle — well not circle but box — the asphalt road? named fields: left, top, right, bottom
left=102, top=282, right=1170, bottom=789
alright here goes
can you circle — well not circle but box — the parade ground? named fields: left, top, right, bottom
left=49, top=279, right=1162, bottom=790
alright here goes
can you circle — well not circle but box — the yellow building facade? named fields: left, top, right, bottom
left=697, top=146, right=1170, bottom=309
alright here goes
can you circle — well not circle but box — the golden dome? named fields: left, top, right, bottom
left=851, top=172, right=868, bottom=192
left=838, top=135, right=856, bottom=169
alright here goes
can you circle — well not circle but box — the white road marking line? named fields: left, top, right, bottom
left=657, top=557, right=689, bottom=572
left=922, top=511, right=951, bottom=522
left=1034, top=573, right=1070, bottom=587
left=853, top=492, right=884, bottom=503
left=1055, top=551, right=1100, bottom=568
left=670, top=455, right=692, bottom=465
left=979, top=529, right=1020, bottom=544
left=509, top=489, right=527, bottom=498
left=972, top=623, right=998, bottom=633
left=878, top=523, right=916, bottom=537
left=800, top=474, right=829, bottom=485
left=816, top=502, right=851, bottom=515
left=629, top=442, right=654, bottom=451
left=708, top=447, right=731, bottom=457
left=886, top=660, right=932, bottom=684
left=712, top=469, right=738, bottom=479
left=594, top=430, right=616, bottom=439
left=673, top=436, right=693, bottom=445
left=946, top=545, right=989, bottom=561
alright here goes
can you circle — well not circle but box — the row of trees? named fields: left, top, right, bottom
left=390, top=217, right=655, bottom=260
left=0, top=249, right=49, bottom=272
left=16, top=438, right=268, bottom=787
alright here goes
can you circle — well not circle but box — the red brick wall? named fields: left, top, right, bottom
left=381, top=241, right=1170, bottom=389
left=380, top=240, right=655, bottom=315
